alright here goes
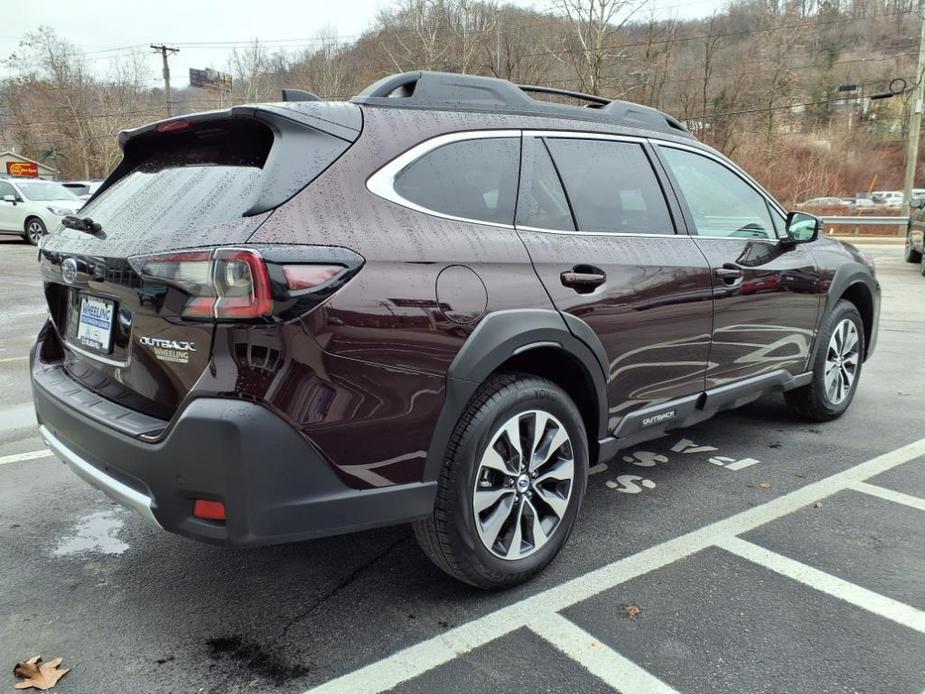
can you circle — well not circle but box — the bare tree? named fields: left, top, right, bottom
left=377, top=0, right=450, bottom=72
left=547, top=0, right=648, bottom=95
left=228, top=40, right=273, bottom=102
left=443, top=0, right=499, bottom=74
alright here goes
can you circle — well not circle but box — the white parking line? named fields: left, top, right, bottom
left=528, top=613, right=679, bottom=694
left=848, top=481, right=925, bottom=512
left=307, top=437, right=925, bottom=694
left=716, top=536, right=925, bottom=633
left=0, top=449, right=53, bottom=466
left=0, top=356, right=28, bottom=363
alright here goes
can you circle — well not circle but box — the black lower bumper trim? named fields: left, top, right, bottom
left=32, top=364, right=436, bottom=546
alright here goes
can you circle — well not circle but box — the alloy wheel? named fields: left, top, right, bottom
left=27, top=220, right=45, bottom=244
left=824, top=318, right=860, bottom=405
left=472, top=409, right=574, bottom=560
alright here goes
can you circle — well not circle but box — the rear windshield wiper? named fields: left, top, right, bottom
left=62, top=215, right=104, bottom=236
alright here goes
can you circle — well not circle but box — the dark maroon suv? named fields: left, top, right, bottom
left=31, top=71, right=879, bottom=588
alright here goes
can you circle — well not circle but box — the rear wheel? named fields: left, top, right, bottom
left=905, top=230, right=922, bottom=263
left=785, top=300, right=865, bottom=421
left=414, top=373, right=588, bottom=589
left=23, top=217, right=46, bottom=245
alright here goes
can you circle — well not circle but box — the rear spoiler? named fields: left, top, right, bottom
left=87, top=103, right=362, bottom=216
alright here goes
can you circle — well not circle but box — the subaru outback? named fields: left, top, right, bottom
left=31, top=71, right=880, bottom=588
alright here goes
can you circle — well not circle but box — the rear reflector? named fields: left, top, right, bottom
left=282, top=264, right=344, bottom=291
left=193, top=499, right=226, bottom=521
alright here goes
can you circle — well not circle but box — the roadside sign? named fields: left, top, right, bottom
left=6, top=161, right=39, bottom=177
left=189, top=67, right=232, bottom=91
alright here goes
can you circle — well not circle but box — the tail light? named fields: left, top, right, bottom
left=129, top=247, right=354, bottom=321
left=132, top=248, right=272, bottom=319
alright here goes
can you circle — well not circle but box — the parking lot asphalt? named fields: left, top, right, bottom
left=0, top=238, right=922, bottom=694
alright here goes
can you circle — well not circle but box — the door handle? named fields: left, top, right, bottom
left=714, top=265, right=744, bottom=282
left=561, top=265, right=606, bottom=293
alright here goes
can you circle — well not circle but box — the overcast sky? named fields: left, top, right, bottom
left=3, top=0, right=725, bottom=88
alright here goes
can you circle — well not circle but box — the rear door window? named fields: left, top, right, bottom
left=393, top=137, right=520, bottom=225
left=544, top=138, right=675, bottom=235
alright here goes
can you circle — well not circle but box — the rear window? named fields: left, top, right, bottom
left=393, top=137, right=520, bottom=225
left=80, top=117, right=349, bottom=240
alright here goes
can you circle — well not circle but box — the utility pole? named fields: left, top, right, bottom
left=902, top=0, right=925, bottom=216
left=150, top=44, right=180, bottom=117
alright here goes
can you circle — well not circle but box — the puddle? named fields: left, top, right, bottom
left=53, top=510, right=130, bottom=557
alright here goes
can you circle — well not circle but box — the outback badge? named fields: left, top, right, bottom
left=138, top=336, right=197, bottom=364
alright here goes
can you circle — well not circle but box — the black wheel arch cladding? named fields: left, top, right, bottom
left=423, top=309, right=609, bottom=483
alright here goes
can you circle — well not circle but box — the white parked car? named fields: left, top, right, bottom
left=0, top=178, right=83, bottom=245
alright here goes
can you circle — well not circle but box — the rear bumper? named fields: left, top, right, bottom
left=32, top=361, right=436, bottom=547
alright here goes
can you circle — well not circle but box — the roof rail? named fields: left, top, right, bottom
left=517, top=84, right=610, bottom=107
left=352, top=71, right=693, bottom=138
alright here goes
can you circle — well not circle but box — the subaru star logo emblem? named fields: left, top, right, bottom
left=61, top=258, right=78, bottom=285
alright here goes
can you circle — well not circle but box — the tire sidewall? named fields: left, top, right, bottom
left=447, top=379, right=588, bottom=583
left=811, top=302, right=865, bottom=416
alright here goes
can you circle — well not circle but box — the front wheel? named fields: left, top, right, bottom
left=414, top=373, right=589, bottom=589
left=785, top=300, right=865, bottom=421
left=23, top=218, right=47, bottom=245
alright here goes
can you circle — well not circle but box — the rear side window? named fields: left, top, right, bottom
left=393, top=137, right=520, bottom=225
left=544, top=139, right=675, bottom=235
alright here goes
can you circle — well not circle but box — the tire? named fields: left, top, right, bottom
left=23, top=217, right=47, bottom=245
left=413, top=373, right=589, bottom=589
left=920, top=251, right=925, bottom=277
left=784, top=300, right=865, bottom=422
left=905, top=231, right=922, bottom=264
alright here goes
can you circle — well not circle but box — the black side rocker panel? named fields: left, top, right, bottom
left=596, top=369, right=812, bottom=462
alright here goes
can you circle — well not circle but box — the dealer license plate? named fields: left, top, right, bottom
left=76, top=296, right=114, bottom=353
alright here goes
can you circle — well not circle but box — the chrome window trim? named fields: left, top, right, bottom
left=366, top=129, right=521, bottom=229
left=524, top=130, right=648, bottom=145
left=365, top=126, right=786, bottom=240
left=517, top=225, right=685, bottom=239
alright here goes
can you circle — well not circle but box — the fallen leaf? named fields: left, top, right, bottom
left=758, top=481, right=771, bottom=489
left=624, top=602, right=641, bottom=620
left=12, top=656, right=69, bottom=691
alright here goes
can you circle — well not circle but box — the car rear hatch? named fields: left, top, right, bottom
left=37, top=102, right=362, bottom=421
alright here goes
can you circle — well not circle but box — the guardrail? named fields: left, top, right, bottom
left=819, top=215, right=908, bottom=236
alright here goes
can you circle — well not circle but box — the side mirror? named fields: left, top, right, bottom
left=911, top=197, right=924, bottom=209
left=784, top=211, right=820, bottom=245
left=2, top=195, right=15, bottom=204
